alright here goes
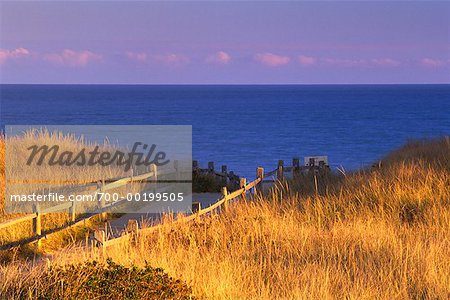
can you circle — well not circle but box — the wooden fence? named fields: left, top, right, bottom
left=261, top=158, right=330, bottom=183
left=0, top=162, right=182, bottom=250
left=0, top=157, right=328, bottom=250
left=192, top=160, right=240, bottom=188
left=93, top=157, right=329, bottom=252
left=95, top=170, right=266, bottom=251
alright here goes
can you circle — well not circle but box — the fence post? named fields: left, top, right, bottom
left=277, top=160, right=284, bottom=181
left=240, top=178, right=247, bottom=200
left=69, top=200, right=76, bottom=222
left=256, top=166, right=264, bottom=193
left=221, top=165, right=228, bottom=185
left=292, top=158, right=300, bottom=178
left=308, top=157, right=315, bottom=174
left=208, top=161, right=214, bottom=174
left=229, top=171, right=235, bottom=189
left=97, top=180, right=106, bottom=220
left=150, top=163, right=157, bottom=193
left=222, top=187, right=228, bottom=211
left=314, top=174, right=319, bottom=198
left=33, top=203, right=42, bottom=249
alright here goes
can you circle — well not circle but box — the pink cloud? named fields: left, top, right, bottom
left=0, top=47, right=31, bottom=64
left=298, top=55, right=316, bottom=65
left=255, top=53, right=290, bottom=67
left=420, top=58, right=445, bottom=67
left=126, top=51, right=148, bottom=62
left=45, top=49, right=102, bottom=67
left=370, top=58, right=401, bottom=67
left=153, top=53, right=190, bottom=66
left=206, top=51, right=231, bottom=64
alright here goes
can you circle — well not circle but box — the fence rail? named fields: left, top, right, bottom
left=98, top=175, right=264, bottom=249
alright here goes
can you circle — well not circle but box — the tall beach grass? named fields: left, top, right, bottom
left=1, top=137, right=449, bottom=299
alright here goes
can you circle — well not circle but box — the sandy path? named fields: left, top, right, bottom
left=104, top=193, right=221, bottom=237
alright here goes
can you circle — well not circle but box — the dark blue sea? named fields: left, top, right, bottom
left=1, top=84, right=449, bottom=178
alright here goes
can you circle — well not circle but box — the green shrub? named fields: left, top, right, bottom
left=17, top=259, right=194, bottom=300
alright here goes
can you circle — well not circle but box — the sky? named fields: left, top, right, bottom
left=0, top=1, right=449, bottom=84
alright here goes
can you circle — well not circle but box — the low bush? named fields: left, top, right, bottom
left=9, top=259, right=194, bottom=299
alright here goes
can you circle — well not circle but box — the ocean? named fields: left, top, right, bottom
left=1, top=84, right=449, bottom=178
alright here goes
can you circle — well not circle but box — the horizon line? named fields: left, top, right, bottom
left=1, top=83, right=449, bottom=86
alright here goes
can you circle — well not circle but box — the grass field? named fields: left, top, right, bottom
left=1, top=137, right=449, bottom=299
left=0, top=130, right=130, bottom=247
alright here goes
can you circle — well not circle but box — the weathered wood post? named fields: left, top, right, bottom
left=221, top=165, right=227, bottom=186
left=229, top=171, right=235, bottom=189
left=256, top=166, right=264, bottom=193
left=208, top=161, right=214, bottom=174
left=222, top=186, right=228, bottom=211
left=314, top=174, right=319, bottom=197
left=97, top=180, right=106, bottom=220
left=33, top=203, right=42, bottom=249
left=277, top=160, right=284, bottom=181
left=150, top=163, right=157, bottom=193
left=292, top=158, right=300, bottom=178
left=69, top=200, right=76, bottom=222
left=240, top=178, right=247, bottom=200
left=309, top=157, right=315, bottom=174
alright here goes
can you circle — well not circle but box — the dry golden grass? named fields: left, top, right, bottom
left=0, top=130, right=132, bottom=246
left=0, top=136, right=5, bottom=215
left=1, top=137, right=450, bottom=299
